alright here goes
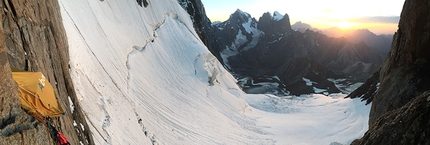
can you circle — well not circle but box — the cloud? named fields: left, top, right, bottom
left=349, top=16, right=400, bottom=24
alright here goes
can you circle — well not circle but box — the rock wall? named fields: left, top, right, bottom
left=352, top=0, right=430, bottom=144
left=0, top=0, right=93, bottom=144
left=352, top=91, right=430, bottom=144
left=368, top=0, right=430, bottom=125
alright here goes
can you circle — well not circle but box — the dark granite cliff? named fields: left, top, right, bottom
left=368, top=0, right=430, bottom=125
left=351, top=0, right=430, bottom=144
left=0, top=0, right=93, bottom=144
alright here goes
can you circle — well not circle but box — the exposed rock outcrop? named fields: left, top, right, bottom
left=177, top=0, right=222, bottom=61
left=136, top=0, right=149, bottom=7
left=347, top=70, right=380, bottom=105
left=352, top=91, right=430, bottom=144
left=0, top=0, right=93, bottom=144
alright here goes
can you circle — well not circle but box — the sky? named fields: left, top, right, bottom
left=201, top=0, right=405, bottom=34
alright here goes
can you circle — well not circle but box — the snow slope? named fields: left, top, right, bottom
left=59, top=0, right=370, bottom=144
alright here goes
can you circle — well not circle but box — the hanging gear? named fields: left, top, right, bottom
left=57, top=131, right=71, bottom=145
left=48, top=123, right=59, bottom=142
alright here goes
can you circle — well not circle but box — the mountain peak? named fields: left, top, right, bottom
left=292, top=21, right=319, bottom=33
left=351, top=28, right=373, bottom=35
left=273, top=11, right=283, bottom=21
left=232, top=9, right=251, bottom=18
left=226, top=9, right=253, bottom=24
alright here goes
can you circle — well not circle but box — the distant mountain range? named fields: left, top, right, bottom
left=292, top=22, right=393, bottom=55
left=292, top=21, right=393, bottom=55
left=291, top=21, right=321, bottom=33
left=182, top=7, right=392, bottom=96
left=292, top=21, right=394, bottom=39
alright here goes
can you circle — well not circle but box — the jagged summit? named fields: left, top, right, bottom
left=273, top=11, right=283, bottom=21
left=229, top=9, right=252, bottom=21
left=220, top=9, right=258, bottom=32
left=255, top=11, right=286, bottom=21
left=258, top=11, right=292, bottom=34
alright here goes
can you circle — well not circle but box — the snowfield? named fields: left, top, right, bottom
left=59, top=0, right=370, bottom=144
left=245, top=93, right=370, bottom=144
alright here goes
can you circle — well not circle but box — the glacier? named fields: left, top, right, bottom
left=59, top=0, right=370, bottom=144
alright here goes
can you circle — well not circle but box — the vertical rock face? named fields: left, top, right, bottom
left=369, top=0, right=430, bottom=125
left=0, top=13, right=46, bottom=144
left=352, top=0, right=430, bottom=144
left=0, top=0, right=93, bottom=144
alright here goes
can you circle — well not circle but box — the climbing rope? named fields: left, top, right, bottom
left=20, top=117, right=25, bottom=145
left=44, top=118, right=53, bottom=145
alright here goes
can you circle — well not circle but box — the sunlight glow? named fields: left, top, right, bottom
left=201, top=0, right=405, bottom=34
left=332, top=20, right=357, bottom=29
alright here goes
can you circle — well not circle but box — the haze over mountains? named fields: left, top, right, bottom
left=292, top=21, right=394, bottom=39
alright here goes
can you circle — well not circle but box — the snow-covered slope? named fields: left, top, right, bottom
left=59, top=0, right=370, bottom=144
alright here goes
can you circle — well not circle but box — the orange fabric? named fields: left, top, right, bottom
left=12, top=71, right=64, bottom=121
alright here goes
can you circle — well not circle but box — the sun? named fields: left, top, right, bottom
left=334, top=20, right=357, bottom=29
left=313, top=19, right=360, bottom=30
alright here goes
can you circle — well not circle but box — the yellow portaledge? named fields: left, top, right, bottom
left=11, top=70, right=65, bottom=122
